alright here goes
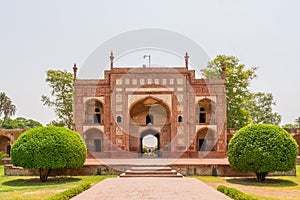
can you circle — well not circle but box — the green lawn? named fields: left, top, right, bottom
left=2, top=165, right=300, bottom=200
left=194, top=165, right=300, bottom=200
left=0, top=165, right=116, bottom=200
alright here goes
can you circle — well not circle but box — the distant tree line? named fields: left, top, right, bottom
left=282, top=117, right=300, bottom=128
left=0, top=92, right=42, bottom=129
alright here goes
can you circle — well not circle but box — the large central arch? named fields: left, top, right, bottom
left=129, top=96, right=171, bottom=155
left=129, top=96, right=171, bottom=127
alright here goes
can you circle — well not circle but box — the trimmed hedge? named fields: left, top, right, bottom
left=228, top=124, right=298, bottom=181
left=47, top=183, right=91, bottom=200
left=217, top=185, right=257, bottom=200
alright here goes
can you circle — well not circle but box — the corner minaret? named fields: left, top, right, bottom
left=73, top=63, right=78, bottom=82
left=221, top=64, right=226, bottom=84
left=184, top=52, right=189, bottom=69
left=110, top=51, right=114, bottom=69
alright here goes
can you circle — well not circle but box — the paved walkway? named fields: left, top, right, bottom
left=72, top=178, right=231, bottom=200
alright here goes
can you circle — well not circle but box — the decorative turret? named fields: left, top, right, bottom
left=221, top=64, right=226, bottom=84
left=110, top=51, right=114, bottom=69
left=73, top=63, right=78, bottom=82
left=184, top=52, right=189, bottom=69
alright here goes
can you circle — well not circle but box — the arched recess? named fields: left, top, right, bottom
left=196, top=128, right=216, bottom=151
left=0, top=135, right=11, bottom=156
left=85, top=99, right=104, bottom=124
left=83, top=128, right=104, bottom=152
left=196, top=98, right=216, bottom=124
left=130, top=96, right=171, bottom=126
left=293, top=134, right=300, bottom=155
left=140, top=129, right=160, bottom=156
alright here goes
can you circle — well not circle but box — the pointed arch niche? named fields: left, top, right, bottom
left=196, top=98, right=216, bottom=124
left=83, top=128, right=104, bottom=152
left=196, top=128, right=216, bottom=151
left=0, top=135, right=11, bottom=157
left=84, top=99, right=104, bottom=124
left=130, top=96, right=170, bottom=126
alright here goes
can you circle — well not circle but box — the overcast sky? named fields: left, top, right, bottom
left=0, top=0, right=299, bottom=126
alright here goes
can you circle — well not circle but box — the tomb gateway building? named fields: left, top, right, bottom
left=73, top=52, right=227, bottom=158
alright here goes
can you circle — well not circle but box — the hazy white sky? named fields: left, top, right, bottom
left=0, top=0, right=299, bottom=125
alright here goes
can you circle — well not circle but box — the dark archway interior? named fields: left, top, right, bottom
left=140, top=129, right=160, bottom=156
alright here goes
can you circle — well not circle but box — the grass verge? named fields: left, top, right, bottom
left=194, top=165, right=300, bottom=200
left=0, top=165, right=116, bottom=200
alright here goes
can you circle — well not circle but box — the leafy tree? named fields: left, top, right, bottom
left=0, top=117, right=42, bottom=129
left=41, top=70, right=73, bottom=129
left=201, top=55, right=257, bottom=128
left=47, top=120, right=66, bottom=127
left=201, top=55, right=281, bottom=128
left=282, top=117, right=300, bottom=129
left=11, top=126, right=87, bottom=182
left=249, top=92, right=281, bottom=125
left=228, top=124, right=298, bottom=182
left=0, top=92, right=17, bottom=127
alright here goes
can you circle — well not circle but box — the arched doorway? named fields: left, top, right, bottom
left=0, top=135, right=11, bottom=156
left=83, top=128, right=104, bottom=153
left=140, top=129, right=160, bottom=157
left=196, top=128, right=216, bottom=151
left=129, top=96, right=171, bottom=155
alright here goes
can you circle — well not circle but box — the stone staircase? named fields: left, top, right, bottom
left=119, top=166, right=184, bottom=178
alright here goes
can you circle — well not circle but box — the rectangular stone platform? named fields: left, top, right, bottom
left=4, top=158, right=296, bottom=177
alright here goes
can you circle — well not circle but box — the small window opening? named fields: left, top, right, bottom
left=146, top=114, right=153, bottom=125
left=199, top=107, right=206, bottom=123
left=117, top=116, right=122, bottom=123
left=178, top=115, right=183, bottom=123
left=94, top=108, right=101, bottom=123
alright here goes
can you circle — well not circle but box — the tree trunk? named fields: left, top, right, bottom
left=1, top=116, right=7, bottom=127
left=256, top=172, right=268, bottom=182
left=39, top=168, right=51, bottom=182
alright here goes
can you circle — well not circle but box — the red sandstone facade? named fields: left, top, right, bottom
left=73, top=54, right=227, bottom=158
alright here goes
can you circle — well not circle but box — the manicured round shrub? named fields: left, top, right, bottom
left=228, top=124, right=298, bottom=182
left=11, top=126, right=87, bottom=182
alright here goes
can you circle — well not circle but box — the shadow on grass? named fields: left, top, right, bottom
left=226, top=177, right=297, bottom=187
left=2, top=177, right=81, bottom=186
